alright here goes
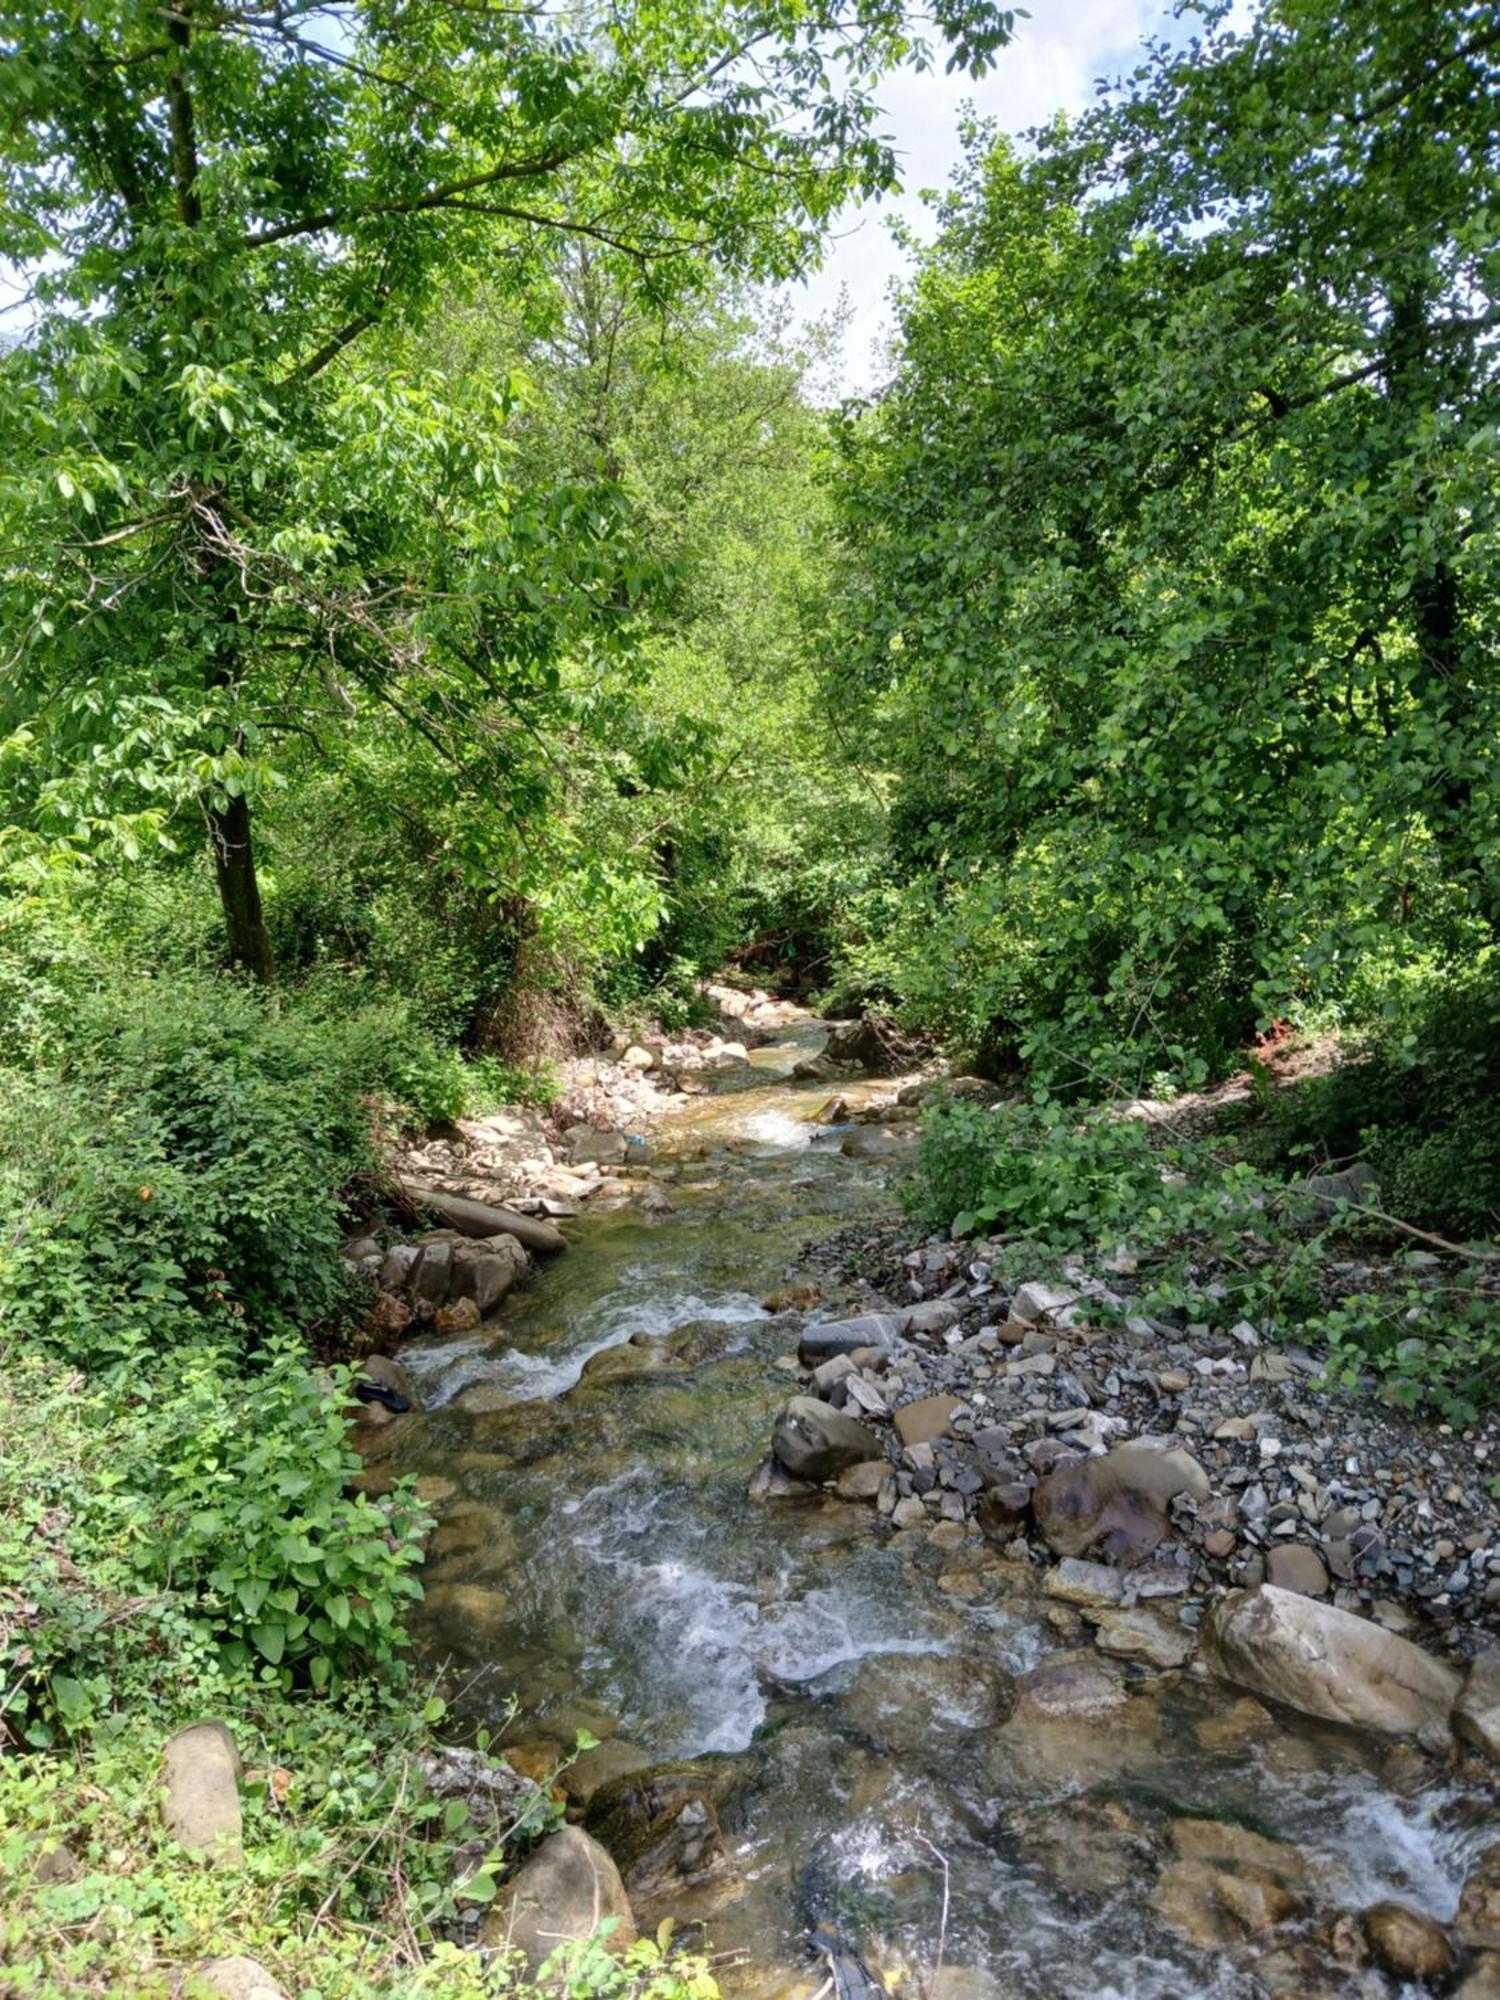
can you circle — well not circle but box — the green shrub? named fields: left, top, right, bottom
left=0, top=969, right=468, bottom=1364
left=0, top=1346, right=429, bottom=1744
left=910, top=1091, right=1286, bottom=1255
left=1267, top=952, right=1500, bottom=1238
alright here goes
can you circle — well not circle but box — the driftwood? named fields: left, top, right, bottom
left=399, top=1179, right=566, bottom=1254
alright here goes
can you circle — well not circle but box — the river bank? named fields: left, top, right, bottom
left=355, top=1010, right=1500, bottom=1999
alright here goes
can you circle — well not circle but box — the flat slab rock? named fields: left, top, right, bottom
left=894, top=1394, right=962, bottom=1447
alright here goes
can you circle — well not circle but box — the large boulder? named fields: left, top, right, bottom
left=480, top=1826, right=635, bottom=1969
left=1203, top=1585, right=1461, bottom=1744
left=162, top=1722, right=243, bottom=1865
left=450, top=1236, right=529, bottom=1313
left=1032, top=1444, right=1208, bottom=1565
left=772, top=1398, right=883, bottom=1483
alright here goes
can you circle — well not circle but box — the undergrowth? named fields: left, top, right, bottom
left=912, top=1090, right=1500, bottom=1426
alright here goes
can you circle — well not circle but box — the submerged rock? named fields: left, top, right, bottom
left=1203, top=1585, right=1461, bottom=1743
left=1154, top=1858, right=1301, bottom=1949
left=842, top=1651, right=1013, bottom=1752
left=1362, top=1901, right=1455, bottom=1984
left=1011, top=1653, right=1126, bottom=1725
left=1459, top=1845, right=1500, bottom=1950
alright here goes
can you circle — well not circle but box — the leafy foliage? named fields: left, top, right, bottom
left=828, top=0, right=1500, bottom=1085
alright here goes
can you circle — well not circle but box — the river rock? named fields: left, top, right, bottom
left=1171, top=1818, right=1304, bottom=1878
left=451, top=1236, right=528, bottom=1312
left=1459, top=1846, right=1500, bottom=1949
left=1265, top=1543, right=1329, bottom=1598
left=1362, top=1902, right=1455, bottom=1983
left=976, top=1481, right=1033, bottom=1541
left=420, top=1582, right=513, bottom=1655
left=404, top=1182, right=566, bottom=1253
left=365, top=1289, right=413, bottom=1339
left=560, top=1740, right=654, bottom=1807
left=894, top=1394, right=961, bottom=1447
left=1011, top=1281, right=1081, bottom=1324
left=1012, top=1653, right=1125, bottom=1724
left=1043, top=1558, right=1130, bottom=1607
left=1031, top=1444, right=1209, bottom=1565
left=1456, top=1653, right=1500, bottom=1760
left=568, top=1126, right=631, bottom=1167
left=190, top=1958, right=288, bottom=1999
left=747, top=1453, right=818, bottom=1502
left=378, top=1243, right=419, bottom=1290
left=772, top=1397, right=882, bottom=1482
left=843, top=1652, right=1013, bottom=1753
left=834, top=1460, right=890, bottom=1502
left=616, top=1790, right=732, bottom=1911
left=481, top=1826, right=635, bottom=1968
left=1154, top=1859, right=1301, bottom=1948
left=162, top=1722, right=243, bottom=1865
left=840, top=1127, right=902, bottom=1160
left=929, top=1972, right=1008, bottom=2000
left=798, top=1313, right=908, bottom=1361
left=409, top=1238, right=454, bottom=1306
left=358, top=1352, right=415, bottom=1410
left=1456, top=1956, right=1500, bottom=1998
left=1203, top=1585, right=1461, bottom=1743
left=1089, top=1606, right=1194, bottom=1669
left=434, top=1295, right=481, bottom=1332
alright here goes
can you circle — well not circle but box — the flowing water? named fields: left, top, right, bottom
left=388, top=1029, right=1499, bottom=1998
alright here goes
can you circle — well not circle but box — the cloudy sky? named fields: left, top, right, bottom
left=793, top=0, right=1178, bottom=393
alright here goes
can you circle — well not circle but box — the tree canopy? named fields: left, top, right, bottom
left=830, top=0, right=1500, bottom=1081
left=0, top=0, right=1016, bottom=975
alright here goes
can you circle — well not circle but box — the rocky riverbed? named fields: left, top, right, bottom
left=780, top=1216, right=1500, bottom=1646
left=349, top=1008, right=1500, bottom=1999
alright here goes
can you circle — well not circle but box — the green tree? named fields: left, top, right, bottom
left=831, top=0, right=1500, bottom=1079
left=0, top=0, right=1015, bottom=979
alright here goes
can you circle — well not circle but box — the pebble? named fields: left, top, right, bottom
left=792, top=1218, right=1500, bottom=1646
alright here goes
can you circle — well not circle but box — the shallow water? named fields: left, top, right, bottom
left=390, top=1035, right=1499, bottom=1998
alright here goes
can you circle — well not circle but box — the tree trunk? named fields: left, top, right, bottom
left=207, top=791, right=274, bottom=983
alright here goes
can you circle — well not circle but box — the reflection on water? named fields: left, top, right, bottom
left=393, top=1045, right=1499, bottom=1997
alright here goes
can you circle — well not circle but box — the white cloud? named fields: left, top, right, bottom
left=792, top=0, right=1177, bottom=394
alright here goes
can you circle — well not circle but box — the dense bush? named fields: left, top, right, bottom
left=0, top=1348, right=428, bottom=1744
left=1261, top=958, right=1500, bottom=1240
left=0, top=954, right=474, bottom=1362
left=912, top=1091, right=1500, bottom=1424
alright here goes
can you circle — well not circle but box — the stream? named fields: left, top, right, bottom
left=389, top=1028, right=1498, bottom=1999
